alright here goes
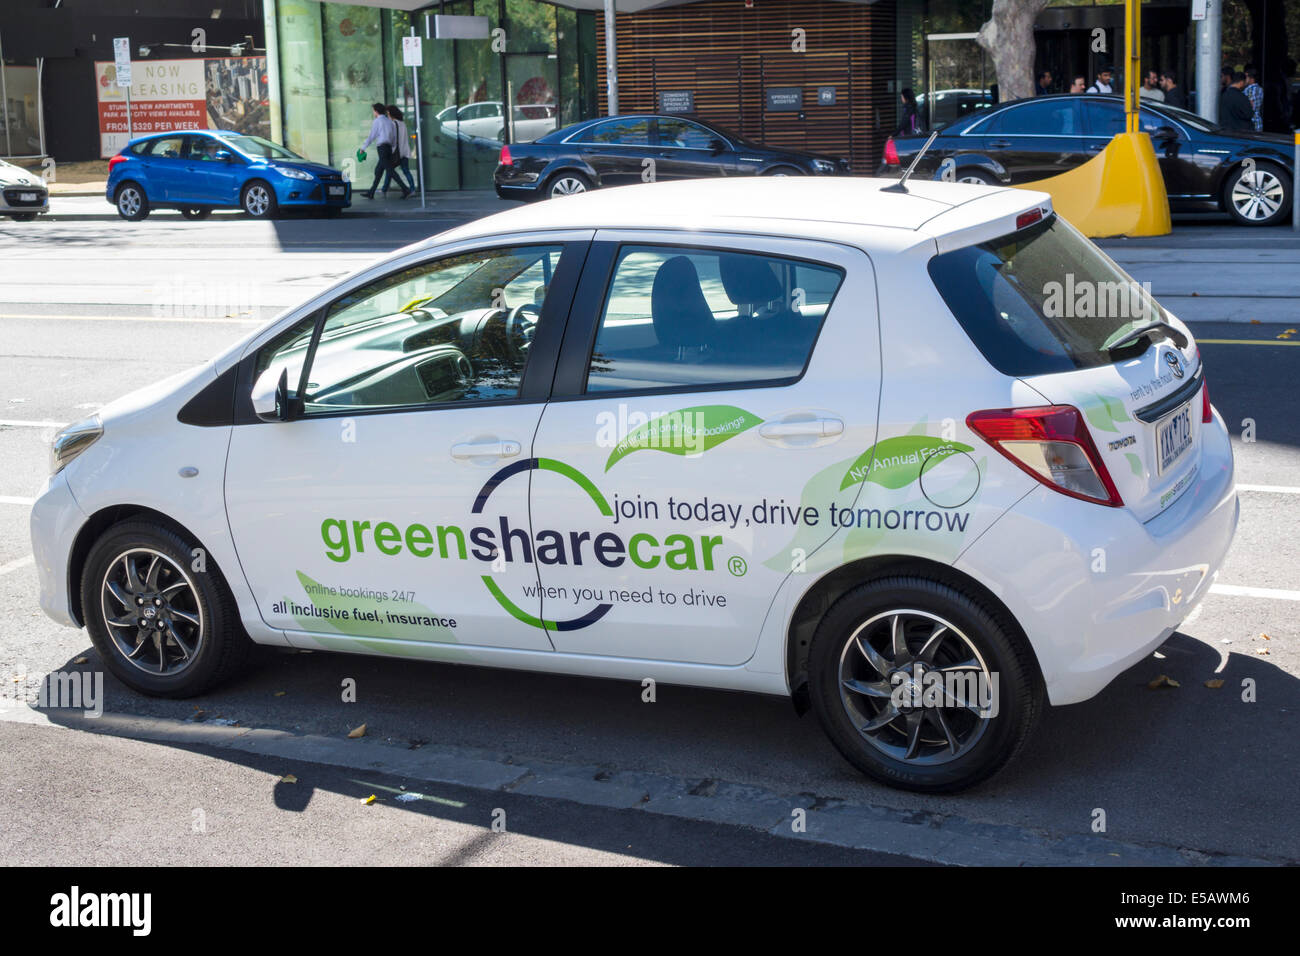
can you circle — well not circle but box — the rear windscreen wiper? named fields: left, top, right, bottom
left=1107, top=321, right=1188, bottom=357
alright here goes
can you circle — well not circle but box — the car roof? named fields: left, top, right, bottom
left=431, top=177, right=1051, bottom=254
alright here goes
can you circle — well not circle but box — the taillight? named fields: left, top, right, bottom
left=1201, top=376, right=1212, bottom=423
left=883, top=138, right=899, bottom=166
left=108, top=154, right=127, bottom=173
left=499, top=144, right=513, bottom=166
left=967, top=405, right=1123, bottom=507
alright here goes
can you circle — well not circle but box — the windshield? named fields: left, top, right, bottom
left=220, top=135, right=304, bottom=161
left=928, top=214, right=1170, bottom=376
left=1150, top=102, right=1220, bottom=134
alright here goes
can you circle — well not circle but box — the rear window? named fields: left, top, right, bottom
left=927, top=214, right=1167, bottom=376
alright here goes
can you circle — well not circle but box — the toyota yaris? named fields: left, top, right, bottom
left=31, top=178, right=1237, bottom=792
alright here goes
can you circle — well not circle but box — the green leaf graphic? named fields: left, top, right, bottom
left=1125, top=452, right=1143, bottom=477
left=840, top=436, right=974, bottom=491
left=291, top=570, right=457, bottom=644
left=604, top=405, right=763, bottom=471
left=1083, top=393, right=1131, bottom=433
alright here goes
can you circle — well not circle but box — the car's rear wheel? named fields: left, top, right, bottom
left=181, top=207, right=212, bottom=220
left=81, top=520, right=252, bottom=698
left=241, top=180, right=277, bottom=219
left=764, top=166, right=802, bottom=176
left=115, top=183, right=150, bottom=221
left=808, top=576, right=1042, bottom=792
left=1223, top=161, right=1291, bottom=226
left=546, top=172, right=591, bottom=199
left=9, top=212, right=38, bottom=222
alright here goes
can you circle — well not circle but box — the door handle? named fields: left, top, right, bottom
left=988, top=140, right=1011, bottom=149
left=1087, top=143, right=1104, bottom=151
left=451, top=440, right=521, bottom=460
left=759, top=418, right=844, bottom=439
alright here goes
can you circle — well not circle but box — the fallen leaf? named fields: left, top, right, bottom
left=273, top=691, right=286, bottom=697
left=362, top=794, right=377, bottom=805
left=1260, top=633, right=1271, bottom=640
left=72, top=657, right=88, bottom=665
left=280, top=774, right=298, bottom=784
left=1204, top=679, right=1225, bottom=689
left=1256, top=648, right=1270, bottom=655
left=347, top=723, right=367, bottom=738
left=1148, top=674, right=1180, bottom=689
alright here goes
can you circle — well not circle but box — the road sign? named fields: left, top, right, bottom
left=402, top=36, right=422, bottom=67
left=113, top=37, right=132, bottom=87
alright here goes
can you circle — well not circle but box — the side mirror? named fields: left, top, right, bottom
left=214, top=149, right=234, bottom=163
left=708, top=138, right=726, bottom=155
left=252, top=367, right=303, bottom=423
left=1152, top=125, right=1178, bottom=141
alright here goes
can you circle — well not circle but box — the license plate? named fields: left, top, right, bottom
left=1156, top=403, right=1193, bottom=476
left=18, top=192, right=37, bottom=202
left=327, top=185, right=345, bottom=197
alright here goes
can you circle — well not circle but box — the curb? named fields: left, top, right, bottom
left=0, top=701, right=1282, bottom=867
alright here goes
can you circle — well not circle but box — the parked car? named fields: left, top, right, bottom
left=31, top=177, right=1237, bottom=792
left=917, top=88, right=994, bottom=130
left=496, top=113, right=850, bottom=201
left=0, top=158, right=49, bottom=221
left=106, top=130, right=351, bottom=221
left=881, top=93, right=1295, bottom=225
left=438, top=101, right=557, bottom=144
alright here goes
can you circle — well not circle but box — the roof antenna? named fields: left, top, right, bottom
left=882, top=130, right=940, bottom=193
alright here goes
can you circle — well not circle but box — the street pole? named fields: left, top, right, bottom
left=410, top=26, right=426, bottom=210
left=1293, top=132, right=1299, bottom=232
left=604, top=0, right=618, bottom=115
left=1194, top=0, right=1222, bottom=123
left=1124, top=0, right=1140, bottom=133
left=125, top=85, right=133, bottom=142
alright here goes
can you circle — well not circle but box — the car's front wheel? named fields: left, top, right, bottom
left=241, top=180, right=278, bottom=219
left=1223, top=161, right=1291, bottom=226
left=546, top=172, right=591, bottom=199
left=81, top=520, right=252, bottom=698
left=115, top=183, right=150, bottom=221
left=9, top=212, right=38, bottom=222
left=808, top=576, right=1042, bottom=792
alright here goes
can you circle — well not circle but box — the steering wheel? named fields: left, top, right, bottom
left=505, top=302, right=541, bottom=358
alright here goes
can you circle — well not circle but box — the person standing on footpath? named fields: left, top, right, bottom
left=1159, top=71, right=1187, bottom=109
left=360, top=103, right=408, bottom=200
left=386, top=106, right=417, bottom=195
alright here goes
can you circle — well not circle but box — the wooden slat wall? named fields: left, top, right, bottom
left=596, top=0, right=898, bottom=174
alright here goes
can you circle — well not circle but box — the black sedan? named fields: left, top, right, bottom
left=880, top=94, right=1295, bottom=226
left=495, top=113, right=850, bottom=201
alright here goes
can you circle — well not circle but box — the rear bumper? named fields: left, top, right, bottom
left=495, top=182, right=539, bottom=201
left=956, top=410, right=1238, bottom=705
left=30, top=471, right=87, bottom=629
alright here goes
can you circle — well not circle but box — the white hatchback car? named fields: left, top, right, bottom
left=31, top=178, right=1238, bottom=792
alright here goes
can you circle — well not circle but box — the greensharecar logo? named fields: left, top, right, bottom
left=840, top=436, right=975, bottom=491
left=604, top=405, right=763, bottom=471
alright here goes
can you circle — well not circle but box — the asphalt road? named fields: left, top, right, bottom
left=1, top=196, right=1297, bottom=866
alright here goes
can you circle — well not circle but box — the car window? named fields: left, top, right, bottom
left=1080, top=99, right=1127, bottom=137
left=989, top=100, right=1082, bottom=136
left=657, top=118, right=717, bottom=149
left=577, top=119, right=651, bottom=146
left=585, top=245, right=843, bottom=393
left=220, top=135, right=301, bottom=160
left=255, top=245, right=563, bottom=413
left=927, top=214, right=1169, bottom=376
left=186, top=136, right=223, bottom=161
left=145, top=136, right=186, bottom=159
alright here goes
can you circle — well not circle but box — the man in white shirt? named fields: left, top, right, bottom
left=360, top=102, right=407, bottom=199
left=1087, top=67, right=1115, bottom=94
left=1140, top=69, right=1165, bottom=101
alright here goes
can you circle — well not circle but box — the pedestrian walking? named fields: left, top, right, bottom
left=1244, top=67, right=1264, bottom=131
left=359, top=102, right=408, bottom=200
left=1087, top=66, right=1115, bottom=94
left=893, top=88, right=922, bottom=137
left=386, top=105, right=417, bottom=195
left=1159, top=71, right=1187, bottom=109
left=1219, top=72, right=1254, bottom=131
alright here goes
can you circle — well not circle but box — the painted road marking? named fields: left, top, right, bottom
left=0, top=419, right=66, bottom=428
left=1210, top=583, right=1300, bottom=601
left=0, top=555, right=34, bottom=576
left=1237, top=484, right=1300, bottom=494
left=0, top=496, right=35, bottom=506
left=0, top=313, right=258, bottom=325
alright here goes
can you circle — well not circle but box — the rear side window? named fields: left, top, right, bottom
left=927, top=214, right=1167, bottom=376
left=585, top=245, right=843, bottom=393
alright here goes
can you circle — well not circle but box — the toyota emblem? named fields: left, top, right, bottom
left=1164, top=351, right=1184, bottom=379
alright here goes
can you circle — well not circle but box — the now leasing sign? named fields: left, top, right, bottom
left=96, top=58, right=205, bottom=157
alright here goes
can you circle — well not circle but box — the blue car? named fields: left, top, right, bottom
left=106, top=129, right=351, bottom=221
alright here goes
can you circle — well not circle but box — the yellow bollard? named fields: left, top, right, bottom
left=1012, top=131, right=1172, bottom=238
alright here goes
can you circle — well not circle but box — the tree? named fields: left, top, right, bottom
left=976, top=0, right=1052, bottom=102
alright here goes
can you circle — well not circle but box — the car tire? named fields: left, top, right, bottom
left=954, top=168, right=998, bottom=186
left=546, top=172, right=591, bottom=199
left=9, top=212, right=38, bottom=222
left=181, top=207, right=212, bottom=220
left=81, top=519, right=253, bottom=699
left=764, top=166, right=803, bottom=176
left=807, top=575, right=1042, bottom=793
left=1223, top=161, right=1291, bottom=226
left=241, top=180, right=278, bottom=219
left=115, top=182, right=150, bottom=221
